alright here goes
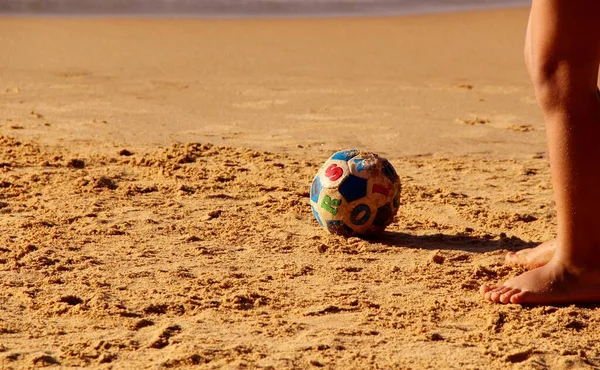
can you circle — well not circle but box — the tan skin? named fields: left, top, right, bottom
left=505, top=239, right=555, bottom=270
left=480, top=0, right=600, bottom=304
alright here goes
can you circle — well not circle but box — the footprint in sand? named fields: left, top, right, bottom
left=458, top=113, right=536, bottom=132
left=457, top=116, right=490, bottom=125
left=30, top=111, right=43, bottom=119
left=508, top=124, right=535, bottom=132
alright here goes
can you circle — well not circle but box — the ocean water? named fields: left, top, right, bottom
left=0, top=0, right=530, bottom=17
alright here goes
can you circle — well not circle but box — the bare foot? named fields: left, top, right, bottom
left=505, top=239, right=555, bottom=270
left=481, top=258, right=600, bottom=304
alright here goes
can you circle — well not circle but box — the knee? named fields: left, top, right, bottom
left=529, top=59, right=569, bottom=113
left=529, top=57, right=596, bottom=115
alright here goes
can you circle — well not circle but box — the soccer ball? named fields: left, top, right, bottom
left=309, top=149, right=401, bottom=237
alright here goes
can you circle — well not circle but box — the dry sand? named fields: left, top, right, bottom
left=1, top=8, right=599, bottom=369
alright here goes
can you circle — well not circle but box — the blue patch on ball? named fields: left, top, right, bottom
left=338, top=175, right=368, bottom=203
left=310, top=176, right=322, bottom=204
left=330, top=149, right=359, bottom=161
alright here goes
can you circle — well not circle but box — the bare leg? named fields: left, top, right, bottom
left=482, top=0, right=600, bottom=304
left=504, top=15, right=557, bottom=270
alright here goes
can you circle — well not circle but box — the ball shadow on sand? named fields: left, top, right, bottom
left=371, top=231, right=539, bottom=254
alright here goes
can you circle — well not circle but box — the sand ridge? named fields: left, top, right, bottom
left=1, top=135, right=599, bottom=368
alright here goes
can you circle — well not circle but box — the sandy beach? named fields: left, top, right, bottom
left=2, top=7, right=599, bottom=369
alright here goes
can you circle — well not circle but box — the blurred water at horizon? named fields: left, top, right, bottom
left=1, top=0, right=530, bottom=17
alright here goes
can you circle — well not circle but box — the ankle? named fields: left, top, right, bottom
left=551, top=254, right=600, bottom=277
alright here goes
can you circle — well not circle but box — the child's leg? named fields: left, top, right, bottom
left=504, top=11, right=557, bottom=270
left=481, top=0, right=600, bottom=304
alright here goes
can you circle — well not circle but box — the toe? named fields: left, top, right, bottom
left=481, top=285, right=502, bottom=301
left=505, top=251, right=518, bottom=264
left=500, top=289, right=520, bottom=304
left=490, top=287, right=511, bottom=302
left=480, top=284, right=495, bottom=295
left=509, top=291, right=530, bottom=304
